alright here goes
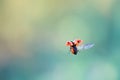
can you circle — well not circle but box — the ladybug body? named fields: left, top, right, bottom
left=70, top=46, right=78, bottom=55
left=69, top=41, right=78, bottom=55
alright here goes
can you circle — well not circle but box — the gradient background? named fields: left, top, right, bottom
left=0, top=0, right=120, bottom=80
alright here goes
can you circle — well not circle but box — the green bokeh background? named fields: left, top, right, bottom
left=0, top=0, right=120, bottom=80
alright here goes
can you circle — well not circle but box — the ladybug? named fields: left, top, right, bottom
left=65, top=39, right=94, bottom=55
left=65, top=39, right=83, bottom=55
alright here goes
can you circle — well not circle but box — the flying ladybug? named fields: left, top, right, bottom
left=65, top=39, right=94, bottom=55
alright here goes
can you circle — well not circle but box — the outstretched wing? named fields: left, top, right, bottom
left=73, top=39, right=83, bottom=46
left=65, top=41, right=73, bottom=46
left=77, top=43, right=94, bottom=50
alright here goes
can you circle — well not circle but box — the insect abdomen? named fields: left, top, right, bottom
left=70, top=46, right=78, bottom=55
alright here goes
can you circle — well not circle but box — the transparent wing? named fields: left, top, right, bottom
left=77, top=43, right=94, bottom=50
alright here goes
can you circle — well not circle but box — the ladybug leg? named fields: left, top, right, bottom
left=68, top=49, right=71, bottom=54
left=78, top=50, right=80, bottom=54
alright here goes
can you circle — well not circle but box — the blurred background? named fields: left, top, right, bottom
left=0, top=0, right=120, bottom=80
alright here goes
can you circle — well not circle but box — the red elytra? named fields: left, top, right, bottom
left=66, top=41, right=73, bottom=46
left=74, top=39, right=83, bottom=46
